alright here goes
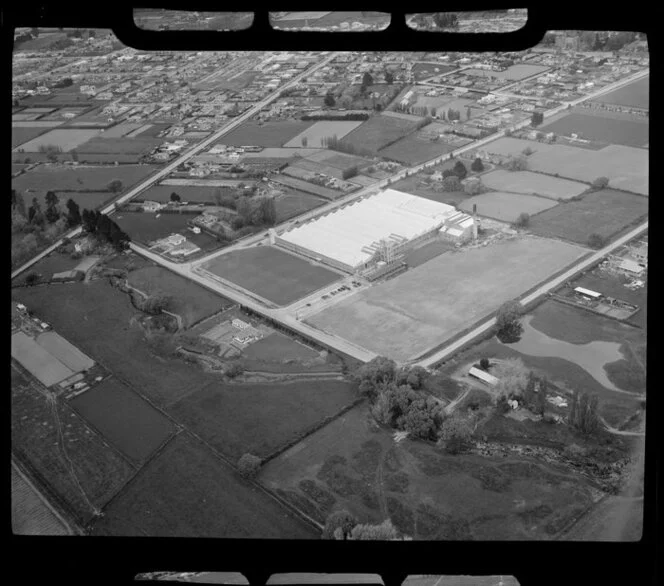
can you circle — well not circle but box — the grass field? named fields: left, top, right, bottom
left=219, top=120, right=316, bottom=147
left=307, top=236, right=586, bottom=361
left=539, top=112, right=649, bottom=148
left=459, top=191, right=559, bottom=223
left=529, top=189, right=648, bottom=245
left=242, top=332, right=320, bottom=363
left=75, top=136, right=164, bottom=155
left=592, top=75, right=649, bottom=109
left=127, top=266, right=231, bottom=327
left=201, top=246, right=341, bottom=306
left=114, top=211, right=219, bottom=250
left=403, top=239, right=457, bottom=268
left=11, top=362, right=136, bottom=525
left=70, top=377, right=175, bottom=463
left=284, top=121, right=364, bottom=148
left=411, top=62, right=457, bottom=80
left=134, top=184, right=219, bottom=203
left=13, top=129, right=101, bottom=152
left=483, top=137, right=648, bottom=195
left=12, top=126, right=53, bottom=148
left=305, top=150, right=373, bottom=171
left=341, top=115, right=422, bottom=154
left=275, top=190, right=326, bottom=222
left=12, top=164, right=160, bottom=193
left=464, top=63, right=549, bottom=81
left=90, top=432, right=317, bottom=538
left=480, top=169, right=588, bottom=200
left=13, top=251, right=81, bottom=284
left=260, top=403, right=597, bottom=538
left=169, top=379, right=356, bottom=460
left=379, top=133, right=464, bottom=165
left=40, top=191, right=114, bottom=213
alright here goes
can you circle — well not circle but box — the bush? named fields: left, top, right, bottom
left=496, top=395, right=511, bottom=415
left=225, top=361, right=244, bottom=379
left=437, top=415, right=473, bottom=454
left=237, top=453, right=261, bottom=479
left=24, top=271, right=40, bottom=286
left=588, top=233, right=606, bottom=249
left=479, top=358, right=490, bottom=370
left=322, top=509, right=358, bottom=540
left=513, top=212, right=530, bottom=228
left=592, top=176, right=610, bottom=189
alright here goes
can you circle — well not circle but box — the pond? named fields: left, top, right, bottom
left=503, top=315, right=630, bottom=393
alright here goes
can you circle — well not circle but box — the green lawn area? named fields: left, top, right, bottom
left=90, top=432, right=317, bottom=538
left=127, top=266, right=231, bottom=327
left=201, top=245, right=342, bottom=306
left=529, top=189, right=648, bottom=246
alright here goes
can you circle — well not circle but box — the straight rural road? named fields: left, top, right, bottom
left=414, top=220, right=648, bottom=369
left=11, top=51, right=339, bottom=280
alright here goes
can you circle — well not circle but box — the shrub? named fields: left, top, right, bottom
left=437, top=415, right=473, bottom=454
left=225, top=361, right=244, bottom=379
left=323, top=509, right=358, bottom=540
left=237, top=453, right=261, bottom=479
left=24, top=271, right=40, bottom=286
left=592, top=176, right=609, bottom=189
left=513, top=212, right=530, bottom=228
left=496, top=395, right=511, bottom=415
left=479, top=358, right=490, bottom=370
left=588, top=233, right=606, bottom=249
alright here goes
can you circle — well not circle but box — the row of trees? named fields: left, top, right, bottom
left=81, top=209, right=130, bottom=250
left=322, top=135, right=374, bottom=158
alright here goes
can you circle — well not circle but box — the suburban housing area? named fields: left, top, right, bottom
left=11, top=21, right=647, bottom=544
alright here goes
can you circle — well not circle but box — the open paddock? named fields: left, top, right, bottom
left=200, top=245, right=342, bottom=307
left=12, top=126, right=55, bottom=149
left=275, top=190, right=326, bottom=222
left=101, top=123, right=148, bottom=138
left=340, top=114, right=423, bottom=154
left=591, top=75, right=649, bottom=109
left=284, top=121, right=364, bottom=148
left=459, top=192, right=559, bottom=223
left=134, top=184, right=219, bottom=204
left=70, top=377, right=175, bottom=463
left=305, top=150, right=373, bottom=172
left=90, top=432, right=316, bottom=538
left=464, top=63, right=549, bottom=82
left=529, top=189, right=648, bottom=246
left=127, top=266, right=231, bottom=327
left=13, top=128, right=101, bottom=153
left=307, top=236, right=586, bottom=362
left=219, top=120, right=316, bottom=147
left=379, top=130, right=470, bottom=165
left=483, top=137, right=648, bottom=195
left=480, top=169, right=589, bottom=200
left=75, top=136, right=164, bottom=155
left=411, top=62, right=458, bottom=80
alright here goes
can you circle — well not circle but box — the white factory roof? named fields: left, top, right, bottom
left=278, top=189, right=463, bottom=269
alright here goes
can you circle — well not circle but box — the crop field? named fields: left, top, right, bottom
left=13, top=128, right=101, bottom=152
left=12, top=164, right=160, bottom=193
left=260, top=403, right=598, bottom=538
left=219, top=120, right=316, bottom=147
left=113, top=211, right=218, bottom=250
left=458, top=192, right=559, bottom=223
left=307, top=236, right=586, bottom=362
left=127, top=266, right=231, bottom=327
left=134, top=184, right=219, bottom=203
left=539, top=111, right=649, bottom=148
left=90, top=432, right=317, bottom=538
left=70, top=377, right=175, bottom=463
left=11, top=362, right=136, bottom=525
left=341, top=115, right=422, bottom=154
left=480, top=169, right=589, bottom=200
left=169, top=379, right=356, bottom=460
left=305, top=150, right=373, bottom=171
left=379, top=132, right=469, bottom=165
left=529, top=189, right=648, bottom=245
left=201, top=246, right=341, bottom=306
left=482, top=138, right=648, bottom=195
left=464, top=63, right=549, bottom=81
left=592, top=75, right=649, bottom=109
left=275, top=191, right=326, bottom=222
left=284, top=121, right=364, bottom=148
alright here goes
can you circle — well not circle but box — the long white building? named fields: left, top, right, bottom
left=274, top=188, right=475, bottom=274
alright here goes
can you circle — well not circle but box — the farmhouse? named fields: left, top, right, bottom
left=274, top=189, right=476, bottom=274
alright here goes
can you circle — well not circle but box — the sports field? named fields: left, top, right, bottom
left=70, top=378, right=175, bottom=463
left=284, top=121, right=364, bottom=148
left=341, top=115, right=422, bottom=154
left=90, top=432, right=317, bottom=538
left=529, top=189, right=648, bottom=245
left=219, top=120, right=316, bottom=147
left=459, top=192, right=559, bottom=223
left=127, top=266, right=231, bottom=327
left=539, top=112, right=649, bottom=148
left=307, top=236, right=586, bottom=361
left=480, top=169, right=588, bottom=200
left=14, top=128, right=101, bottom=152
left=483, top=138, right=648, bottom=195
left=592, top=75, right=649, bottom=109
left=200, top=246, right=341, bottom=306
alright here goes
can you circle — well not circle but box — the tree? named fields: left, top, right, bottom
left=301, top=136, right=308, bottom=147
left=479, top=358, right=490, bottom=370
left=588, top=233, right=606, bottom=249
left=568, top=391, right=600, bottom=434
left=170, top=192, right=181, bottom=203
left=28, top=197, right=42, bottom=224
left=453, top=161, right=467, bottom=179
left=13, top=190, right=27, bottom=217
left=225, top=361, right=244, bottom=379
left=355, top=356, right=397, bottom=398
left=45, top=204, right=60, bottom=224
left=464, top=179, right=483, bottom=195
left=471, top=158, right=484, bottom=173
left=349, top=519, right=401, bottom=540
left=513, top=212, right=530, bottom=228
left=495, top=300, right=523, bottom=343
left=71, top=149, right=79, bottom=162
left=361, top=72, right=374, bottom=88
left=493, top=358, right=529, bottom=399
left=496, top=394, right=511, bottom=414
left=65, top=199, right=81, bottom=227
left=322, top=510, right=358, bottom=540
left=443, top=175, right=461, bottom=192
left=323, top=92, right=336, bottom=108
left=592, top=176, right=609, bottom=189
left=505, top=155, right=528, bottom=171
left=521, top=146, right=534, bottom=156
left=342, top=166, right=359, bottom=180
left=81, top=208, right=96, bottom=233
left=531, top=111, right=544, bottom=126
left=11, top=210, right=28, bottom=233
left=259, top=197, right=277, bottom=226
left=142, top=294, right=171, bottom=315
left=107, top=179, right=123, bottom=193
left=24, top=271, right=40, bottom=286
left=466, top=106, right=472, bottom=120
left=405, top=366, right=430, bottom=390
left=237, top=453, right=261, bottom=479
left=437, top=414, right=473, bottom=454
left=384, top=70, right=394, bottom=84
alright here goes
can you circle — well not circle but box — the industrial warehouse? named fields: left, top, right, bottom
left=272, top=188, right=477, bottom=274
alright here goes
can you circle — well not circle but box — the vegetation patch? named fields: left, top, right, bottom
left=387, top=497, right=414, bottom=535
left=298, top=479, right=337, bottom=514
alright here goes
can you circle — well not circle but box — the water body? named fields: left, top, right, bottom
left=505, top=315, right=627, bottom=393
